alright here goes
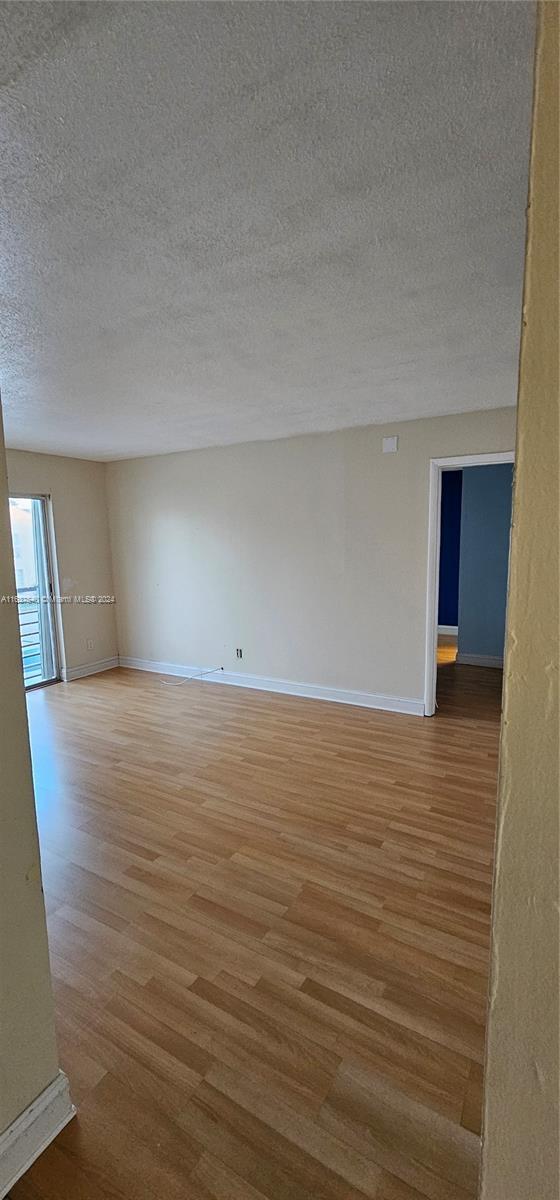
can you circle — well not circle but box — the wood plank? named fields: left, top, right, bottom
left=9, top=661, right=501, bottom=1197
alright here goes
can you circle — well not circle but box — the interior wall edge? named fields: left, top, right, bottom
left=0, top=1071, right=75, bottom=1200
left=480, top=3, right=560, bottom=1195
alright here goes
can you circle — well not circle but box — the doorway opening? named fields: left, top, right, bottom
left=424, top=451, right=515, bottom=717
left=9, top=495, right=61, bottom=689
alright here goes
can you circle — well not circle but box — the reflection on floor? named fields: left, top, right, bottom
left=437, top=633, right=458, bottom=665
left=13, top=667, right=503, bottom=1200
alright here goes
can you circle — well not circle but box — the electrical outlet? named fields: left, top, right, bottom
left=86, top=639, right=94, bottom=651
left=236, top=648, right=243, bottom=659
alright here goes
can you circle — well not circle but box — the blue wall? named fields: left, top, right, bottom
left=457, top=464, right=513, bottom=660
left=438, top=470, right=463, bottom=626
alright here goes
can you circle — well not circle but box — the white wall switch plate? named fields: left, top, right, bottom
left=382, top=436, right=399, bottom=453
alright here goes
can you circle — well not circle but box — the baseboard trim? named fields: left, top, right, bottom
left=438, top=625, right=458, bottom=636
left=118, top=657, right=425, bottom=716
left=456, top=653, right=503, bottom=668
left=0, top=1071, right=75, bottom=1198
left=63, top=656, right=119, bottom=682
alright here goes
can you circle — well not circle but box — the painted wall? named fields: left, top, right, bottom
left=6, top=451, right=117, bottom=677
left=437, top=469, right=462, bottom=627
left=457, top=464, right=513, bottom=662
left=106, top=407, right=516, bottom=708
left=0, top=413, right=60, bottom=1133
left=481, top=5, right=559, bottom=1196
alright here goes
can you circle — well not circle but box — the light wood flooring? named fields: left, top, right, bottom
left=437, top=635, right=458, bottom=666
left=11, top=663, right=504, bottom=1200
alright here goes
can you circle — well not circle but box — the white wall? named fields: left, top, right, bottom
left=0, top=418, right=60, bottom=1134
left=106, top=407, right=516, bottom=707
left=6, top=451, right=117, bottom=676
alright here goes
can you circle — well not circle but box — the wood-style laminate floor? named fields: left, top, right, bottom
left=437, top=635, right=458, bottom=666
left=11, top=663, right=503, bottom=1200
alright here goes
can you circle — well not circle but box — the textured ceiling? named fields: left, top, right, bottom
left=0, top=1, right=535, bottom=461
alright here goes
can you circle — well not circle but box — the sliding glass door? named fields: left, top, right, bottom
left=9, top=496, right=60, bottom=688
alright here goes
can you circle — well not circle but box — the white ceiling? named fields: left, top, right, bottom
left=1, top=1, right=535, bottom=461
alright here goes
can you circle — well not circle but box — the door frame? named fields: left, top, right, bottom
left=423, top=450, right=515, bottom=717
left=9, top=492, right=63, bottom=689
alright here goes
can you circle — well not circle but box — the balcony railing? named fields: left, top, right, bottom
left=17, top=586, right=44, bottom=686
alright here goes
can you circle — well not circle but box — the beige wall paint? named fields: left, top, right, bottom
left=6, top=450, right=117, bottom=675
left=480, top=5, right=559, bottom=1197
left=106, top=406, right=516, bottom=704
left=0, top=418, right=60, bottom=1132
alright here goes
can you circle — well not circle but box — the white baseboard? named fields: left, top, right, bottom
left=118, top=657, right=424, bottom=717
left=0, top=1071, right=75, bottom=1198
left=438, top=625, right=458, bottom=636
left=62, top=656, right=119, bottom=682
left=456, top=653, right=503, bottom=668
